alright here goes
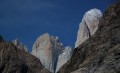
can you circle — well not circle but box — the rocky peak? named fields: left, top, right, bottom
left=83, top=8, right=102, bottom=35
left=75, top=8, right=102, bottom=48
left=55, top=46, right=73, bottom=72
left=32, top=33, right=63, bottom=73
left=12, top=39, right=28, bottom=52
left=32, top=33, right=63, bottom=50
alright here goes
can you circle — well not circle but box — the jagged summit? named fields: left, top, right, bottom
left=12, top=39, right=28, bottom=52
left=32, top=33, right=63, bottom=50
left=85, top=8, right=102, bottom=17
left=75, top=8, right=102, bottom=48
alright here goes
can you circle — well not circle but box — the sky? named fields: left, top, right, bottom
left=0, top=0, right=115, bottom=52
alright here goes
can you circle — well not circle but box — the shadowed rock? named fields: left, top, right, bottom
left=0, top=42, right=51, bottom=73
left=0, top=35, right=4, bottom=42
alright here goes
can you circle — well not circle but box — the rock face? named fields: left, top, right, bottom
left=58, top=2, right=120, bottom=73
left=32, top=33, right=63, bottom=73
left=12, top=39, right=28, bottom=52
left=0, top=42, right=51, bottom=73
left=55, top=46, right=73, bottom=73
left=75, top=8, right=102, bottom=48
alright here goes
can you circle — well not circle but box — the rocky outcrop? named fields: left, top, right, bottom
left=12, top=39, right=28, bottom=52
left=58, top=2, right=120, bottom=73
left=75, top=8, right=102, bottom=48
left=0, top=42, right=51, bottom=73
left=32, top=33, right=63, bottom=73
left=56, top=46, right=73, bottom=73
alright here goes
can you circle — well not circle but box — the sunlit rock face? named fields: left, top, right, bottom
left=32, top=33, right=63, bottom=73
left=12, top=39, right=28, bottom=52
left=55, top=46, right=73, bottom=73
left=75, top=8, right=102, bottom=48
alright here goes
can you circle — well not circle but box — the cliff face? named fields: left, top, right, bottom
left=32, top=33, right=73, bottom=73
left=58, top=2, right=120, bottom=73
left=75, top=8, right=102, bottom=48
left=32, top=33, right=63, bottom=73
left=56, top=46, right=73, bottom=72
left=0, top=41, right=51, bottom=73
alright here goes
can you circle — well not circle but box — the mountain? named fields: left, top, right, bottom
left=0, top=37, right=51, bottom=73
left=12, top=39, right=28, bottom=52
left=57, top=2, right=120, bottom=73
left=75, top=8, right=102, bottom=48
left=55, top=46, right=73, bottom=73
left=32, top=33, right=63, bottom=73
left=32, top=33, right=73, bottom=73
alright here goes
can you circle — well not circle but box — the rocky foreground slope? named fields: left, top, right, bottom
left=57, top=2, right=120, bottom=73
left=0, top=39, right=51, bottom=73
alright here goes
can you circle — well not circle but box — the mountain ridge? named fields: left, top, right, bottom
left=57, top=2, right=120, bottom=73
left=0, top=1, right=119, bottom=73
left=0, top=39, right=51, bottom=73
